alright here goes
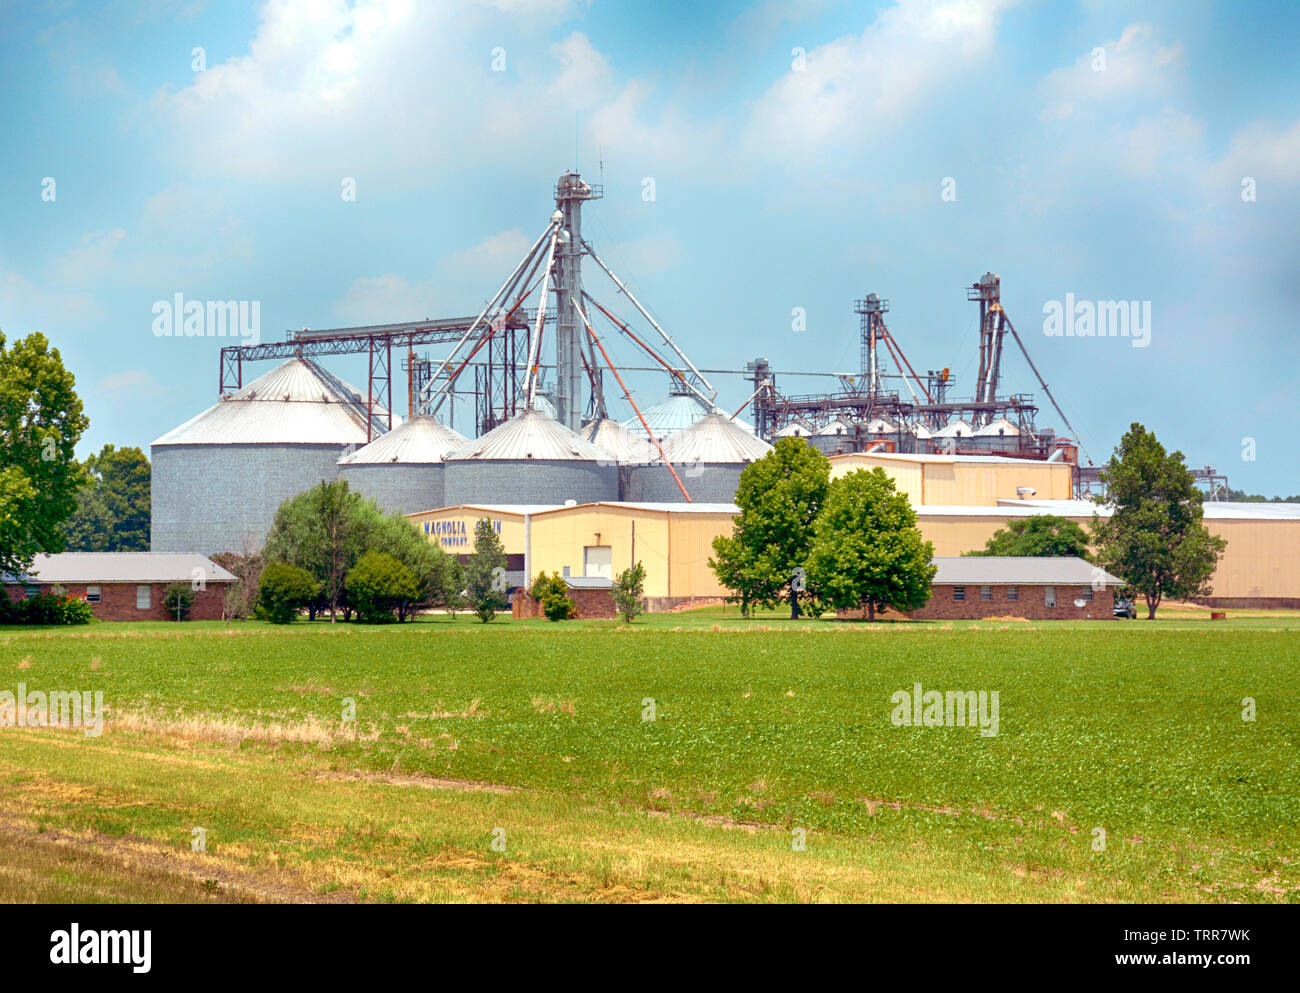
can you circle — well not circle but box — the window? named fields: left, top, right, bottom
left=52, top=584, right=66, bottom=596
left=86, top=585, right=101, bottom=603
left=1006, top=586, right=1018, bottom=602
left=136, top=585, right=151, bottom=610
left=980, top=586, right=993, bottom=601
left=23, top=584, right=40, bottom=599
left=1080, top=587, right=1094, bottom=602
left=952, top=586, right=965, bottom=601
left=1044, top=585, right=1057, bottom=608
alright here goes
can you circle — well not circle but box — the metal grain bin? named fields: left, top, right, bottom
left=624, top=413, right=772, bottom=503
left=337, top=415, right=468, bottom=515
left=443, top=409, right=618, bottom=506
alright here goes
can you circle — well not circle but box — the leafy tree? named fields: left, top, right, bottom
left=367, top=511, right=448, bottom=608
left=612, top=562, right=646, bottom=622
left=257, top=562, right=321, bottom=624
left=0, top=330, right=89, bottom=576
left=162, top=582, right=195, bottom=621
left=346, top=550, right=420, bottom=623
left=65, top=445, right=151, bottom=551
left=439, top=557, right=465, bottom=617
left=211, top=548, right=265, bottom=620
left=464, top=519, right=509, bottom=622
left=807, top=468, right=936, bottom=622
left=529, top=571, right=576, bottom=621
left=709, top=437, right=830, bottom=617
left=264, top=481, right=373, bottom=621
left=1091, top=423, right=1226, bottom=619
left=966, top=514, right=1091, bottom=559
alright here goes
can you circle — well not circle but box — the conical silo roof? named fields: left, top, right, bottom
left=338, top=415, right=467, bottom=465
left=934, top=418, right=974, bottom=439
left=659, top=413, right=772, bottom=465
left=448, top=408, right=616, bottom=462
left=580, top=418, right=657, bottom=465
left=152, top=357, right=393, bottom=446
left=974, top=416, right=1020, bottom=437
left=776, top=419, right=813, bottom=437
left=622, top=392, right=755, bottom=441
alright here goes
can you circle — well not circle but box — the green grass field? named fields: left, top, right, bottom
left=1, top=609, right=1297, bottom=903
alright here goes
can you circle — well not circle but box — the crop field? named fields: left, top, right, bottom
left=1, top=610, right=1297, bottom=903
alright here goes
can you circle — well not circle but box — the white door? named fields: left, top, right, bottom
left=584, top=546, right=613, bottom=580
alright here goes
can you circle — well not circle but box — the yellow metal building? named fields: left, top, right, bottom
left=829, top=452, right=1073, bottom=506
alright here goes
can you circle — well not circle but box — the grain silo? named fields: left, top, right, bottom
left=624, top=412, right=772, bottom=503
left=443, top=408, right=618, bottom=506
left=622, top=387, right=755, bottom=442
left=581, top=417, right=658, bottom=501
left=973, top=416, right=1021, bottom=453
left=151, top=357, right=393, bottom=555
left=810, top=417, right=857, bottom=455
left=337, top=415, right=467, bottom=515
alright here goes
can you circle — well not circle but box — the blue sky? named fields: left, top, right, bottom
left=1, top=0, right=1297, bottom=492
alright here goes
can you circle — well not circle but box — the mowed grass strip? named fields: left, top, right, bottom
left=1, top=619, right=1297, bottom=902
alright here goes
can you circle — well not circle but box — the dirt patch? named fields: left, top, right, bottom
left=0, top=811, right=356, bottom=904
left=311, top=769, right=519, bottom=794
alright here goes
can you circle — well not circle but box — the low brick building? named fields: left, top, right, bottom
left=513, top=576, right=619, bottom=619
left=4, top=553, right=236, bottom=621
left=838, top=556, right=1127, bottom=621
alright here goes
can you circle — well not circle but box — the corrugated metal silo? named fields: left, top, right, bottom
left=624, top=413, right=772, bottom=503
left=337, top=415, right=467, bottom=514
left=443, top=408, right=619, bottom=506
left=151, top=358, right=393, bottom=554
left=621, top=389, right=755, bottom=442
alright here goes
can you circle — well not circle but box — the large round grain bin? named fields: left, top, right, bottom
left=443, top=408, right=618, bottom=506
left=624, top=413, right=772, bottom=503
left=337, top=415, right=467, bottom=515
left=150, top=358, right=394, bottom=555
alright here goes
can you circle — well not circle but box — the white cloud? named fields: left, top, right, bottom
left=1039, top=23, right=1184, bottom=122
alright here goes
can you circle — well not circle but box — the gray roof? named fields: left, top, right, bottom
left=447, top=409, right=616, bottom=463
left=152, top=358, right=393, bottom=447
left=659, top=413, right=772, bottom=465
left=11, top=553, right=237, bottom=584
left=338, top=415, right=467, bottom=465
left=580, top=418, right=657, bottom=465
left=564, top=576, right=613, bottom=589
left=931, top=556, right=1124, bottom=587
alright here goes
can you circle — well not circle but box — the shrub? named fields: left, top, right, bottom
left=211, top=550, right=264, bottom=620
left=530, top=571, right=576, bottom=621
left=162, top=583, right=195, bottom=621
left=612, top=562, right=646, bottom=622
left=257, top=562, right=321, bottom=624
left=0, top=591, right=93, bottom=626
left=346, top=550, right=420, bottom=623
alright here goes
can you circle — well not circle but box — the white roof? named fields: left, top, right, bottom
left=974, top=416, right=1021, bottom=437
left=621, top=392, right=755, bottom=441
left=833, top=451, right=1063, bottom=467
left=934, top=418, right=974, bottom=438
left=409, top=501, right=741, bottom=518
left=152, top=358, right=393, bottom=447
left=580, top=418, right=658, bottom=465
left=13, top=553, right=236, bottom=584
left=931, top=556, right=1124, bottom=587
left=659, top=413, right=773, bottom=464
left=999, top=498, right=1300, bottom=521
left=447, top=409, right=615, bottom=462
left=818, top=418, right=855, bottom=436
left=863, top=417, right=897, bottom=434
left=911, top=423, right=933, bottom=439
left=776, top=420, right=813, bottom=437
left=338, top=416, right=466, bottom=465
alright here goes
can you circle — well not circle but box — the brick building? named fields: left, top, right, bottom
left=513, top=576, right=619, bottom=619
left=4, top=553, right=236, bottom=621
left=838, top=556, right=1127, bottom=621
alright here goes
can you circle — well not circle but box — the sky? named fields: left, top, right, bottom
left=1, top=0, right=1297, bottom=493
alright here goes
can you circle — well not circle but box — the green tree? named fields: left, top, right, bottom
left=264, top=481, right=373, bottom=621
left=162, top=582, right=195, bottom=621
left=464, top=519, right=509, bottom=622
left=257, top=562, right=321, bottom=624
left=64, top=445, right=151, bottom=551
left=529, top=571, right=576, bottom=621
left=709, top=437, right=830, bottom=617
left=612, top=562, right=646, bottom=622
left=439, top=557, right=465, bottom=617
left=211, top=549, right=264, bottom=620
left=346, top=550, right=420, bottom=623
left=367, top=511, right=448, bottom=609
left=0, top=330, right=89, bottom=576
left=1091, top=423, right=1227, bottom=619
left=965, top=514, right=1091, bottom=559
left=807, top=468, right=936, bottom=622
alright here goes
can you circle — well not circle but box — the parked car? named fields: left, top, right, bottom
left=1113, top=597, right=1137, bottom=619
